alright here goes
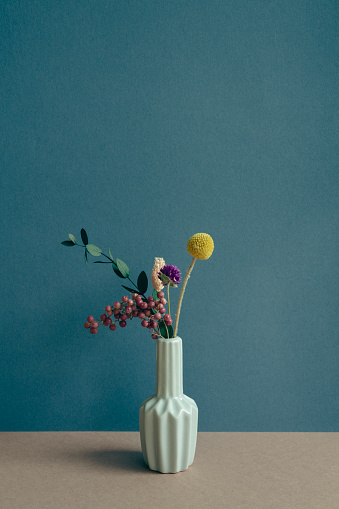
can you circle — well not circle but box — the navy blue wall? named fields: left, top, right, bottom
left=1, top=0, right=338, bottom=431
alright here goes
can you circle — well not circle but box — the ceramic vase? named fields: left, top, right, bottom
left=139, top=336, right=198, bottom=473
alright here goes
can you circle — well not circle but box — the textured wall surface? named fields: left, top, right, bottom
left=1, top=0, right=338, bottom=431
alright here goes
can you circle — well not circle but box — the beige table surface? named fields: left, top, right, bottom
left=1, top=432, right=338, bottom=509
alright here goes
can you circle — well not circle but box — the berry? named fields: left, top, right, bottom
left=164, top=314, right=171, bottom=321
left=144, top=309, right=151, bottom=316
left=153, top=313, right=161, bottom=320
left=105, top=305, right=112, bottom=313
left=157, top=291, right=165, bottom=298
left=165, top=318, right=173, bottom=325
left=138, top=312, right=145, bottom=319
left=132, top=310, right=139, bottom=317
left=87, top=315, right=94, bottom=323
left=128, top=299, right=134, bottom=306
left=100, top=314, right=107, bottom=321
left=160, top=298, right=167, bottom=305
left=132, top=293, right=139, bottom=300
left=152, top=333, right=158, bottom=339
left=120, top=314, right=128, bottom=321
left=92, top=321, right=99, bottom=328
left=147, top=296, right=154, bottom=302
left=84, top=322, right=91, bottom=329
left=106, top=310, right=113, bottom=316
left=158, top=306, right=166, bottom=314
left=141, top=320, right=148, bottom=327
left=109, top=323, right=117, bottom=331
left=147, top=301, right=155, bottom=309
left=119, top=320, right=127, bottom=327
left=131, top=305, right=136, bottom=311
left=104, top=318, right=112, bottom=326
left=113, top=302, right=121, bottom=309
left=122, top=296, right=128, bottom=303
left=126, top=306, right=132, bottom=313
left=155, top=300, right=160, bottom=307
left=140, top=302, right=147, bottom=310
left=90, top=327, right=98, bottom=334
left=150, top=320, right=157, bottom=329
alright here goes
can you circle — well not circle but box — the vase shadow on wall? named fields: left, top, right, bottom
left=72, top=449, right=157, bottom=473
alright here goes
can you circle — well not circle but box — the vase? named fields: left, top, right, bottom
left=139, top=336, right=198, bottom=473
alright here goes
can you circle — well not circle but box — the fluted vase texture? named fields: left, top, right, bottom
left=139, top=336, right=198, bottom=473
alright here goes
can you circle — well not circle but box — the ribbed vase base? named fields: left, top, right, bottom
left=139, top=394, right=198, bottom=474
left=148, top=455, right=195, bottom=473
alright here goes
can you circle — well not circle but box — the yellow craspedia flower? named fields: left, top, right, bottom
left=187, top=233, right=214, bottom=260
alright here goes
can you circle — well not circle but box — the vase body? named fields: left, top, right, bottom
left=139, top=336, right=198, bottom=473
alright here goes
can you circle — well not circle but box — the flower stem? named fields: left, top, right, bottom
left=173, top=256, right=197, bottom=338
left=167, top=284, right=170, bottom=316
left=127, top=276, right=140, bottom=291
left=164, top=320, right=169, bottom=338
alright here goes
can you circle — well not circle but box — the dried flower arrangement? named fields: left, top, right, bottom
left=61, top=230, right=214, bottom=339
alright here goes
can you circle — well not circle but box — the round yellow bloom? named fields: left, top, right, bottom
left=187, top=233, right=214, bottom=260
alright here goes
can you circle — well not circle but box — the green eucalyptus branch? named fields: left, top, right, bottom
left=61, top=229, right=149, bottom=300
left=62, top=228, right=175, bottom=339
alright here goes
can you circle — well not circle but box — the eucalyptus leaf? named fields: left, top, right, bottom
left=108, top=246, right=114, bottom=261
left=61, top=240, right=75, bottom=247
left=158, top=321, right=173, bottom=339
left=116, top=258, right=130, bottom=278
left=84, top=250, right=88, bottom=265
left=152, top=289, right=158, bottom=300
left=68, top=234, right=76, bottom=243
left=86, top=244, right=102, bottom=256
left=113, top=264, right=125, bottom=279
left=81, top=228, right=88, bottom=245
left=137, top=271, right=148, bottom=294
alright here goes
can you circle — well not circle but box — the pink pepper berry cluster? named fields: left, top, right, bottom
left=84, top=291, right=173, bottom=339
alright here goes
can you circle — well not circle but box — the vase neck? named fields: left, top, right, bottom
left=155, top=337, right=183, bottom=398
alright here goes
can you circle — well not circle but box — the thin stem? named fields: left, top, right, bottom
left=101, top=252, right=113, bottom=261
left=173, top=256, right=197, bottom=338
left=127, top=276, right=139, bottom=290
left=167, top=284, right=170, bottom=316
left=164, top=320, right=169, bottom=338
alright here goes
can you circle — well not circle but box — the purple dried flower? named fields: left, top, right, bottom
left=158, top=265, right=182, bottom=287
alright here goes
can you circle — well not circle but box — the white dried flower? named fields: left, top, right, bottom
left=151, top=257, right=165, bottom=292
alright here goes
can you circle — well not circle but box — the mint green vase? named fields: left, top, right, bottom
left=139, top=336, right=198, bottom=473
